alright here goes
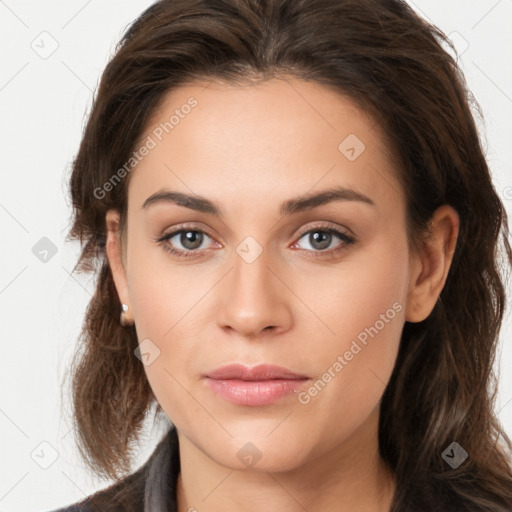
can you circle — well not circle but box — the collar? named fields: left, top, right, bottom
left=144, top=424, right=181, bottom=511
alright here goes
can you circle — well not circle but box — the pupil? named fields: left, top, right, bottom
left=311, top=231, right=331, bottom=250
left=182, top=231, right=202, bottom=249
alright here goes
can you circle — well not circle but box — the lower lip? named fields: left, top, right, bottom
left=204, top=378, right=309, bottom=406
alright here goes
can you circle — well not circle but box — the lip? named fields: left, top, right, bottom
left=203, top=363, right=310, bottom=406
left=205, top=363, right=309, bottom=381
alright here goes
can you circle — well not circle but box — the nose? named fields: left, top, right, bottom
left=216, top=244, right=293, bottom=339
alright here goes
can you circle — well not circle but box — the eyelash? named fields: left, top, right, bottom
left=154, top=222, right=356, bottom=260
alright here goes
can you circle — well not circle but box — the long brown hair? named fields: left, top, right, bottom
left=65, top=0, right=512, bottom=509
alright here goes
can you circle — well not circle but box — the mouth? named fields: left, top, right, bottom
left=202, top=363, right=311, bottom=406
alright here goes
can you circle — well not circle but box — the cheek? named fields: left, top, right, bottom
left=293, top=234, right=408, bottom=410
left=125, top=226, right=194, bottom=337
left=125, top=240, right=213, bottom=422
left=299, top=233, right=408, bottom=350
left=129, top=273, right=202, bottom=427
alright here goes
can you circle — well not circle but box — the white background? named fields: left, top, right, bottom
left=1, top=1, right=511, bottom=510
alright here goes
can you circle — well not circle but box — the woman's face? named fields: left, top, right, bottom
left=110, top=78, right=418, bottom=471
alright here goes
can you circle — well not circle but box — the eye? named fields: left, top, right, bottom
left=292, top=223, right=356, bottom=257
left=156, top=226, right=215, bottom=258
left=155, top=222, right=356, bottom=259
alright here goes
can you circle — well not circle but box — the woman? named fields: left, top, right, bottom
left=52, top=0, right=512, bottom=510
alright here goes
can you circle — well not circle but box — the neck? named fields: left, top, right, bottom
left=176, top=406, right=396, bottom=512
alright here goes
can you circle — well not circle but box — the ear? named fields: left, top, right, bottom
left=105, top=209, right=131, bottom=319
left=406, top=205, right=459, bottom=323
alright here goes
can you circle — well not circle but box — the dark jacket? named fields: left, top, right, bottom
left=49, top=425, right=180, bottom=512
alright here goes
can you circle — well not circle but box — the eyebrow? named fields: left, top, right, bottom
left=141, top=186, right=375, bottom=217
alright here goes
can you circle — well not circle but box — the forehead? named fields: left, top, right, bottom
left=127, top=77, right=403, bottom=218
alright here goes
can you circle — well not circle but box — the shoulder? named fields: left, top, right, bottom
left=51, top=463, right=148, bottom=512
left=48, top=426, right=180, bottom=512
left=47, top=462, right=146, bottom=512
left=48, top=506, right=87, bottom=512
left=49, top=505, right=90, bottom=512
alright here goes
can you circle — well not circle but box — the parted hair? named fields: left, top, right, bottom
left=65, top=0, right=512, bottom=510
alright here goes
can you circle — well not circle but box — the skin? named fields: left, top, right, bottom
left=105, top=77, right=459, bottom=512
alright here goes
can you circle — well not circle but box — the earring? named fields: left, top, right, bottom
left=120, top=303, right=133, bottom=327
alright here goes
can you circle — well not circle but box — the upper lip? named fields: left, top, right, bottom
left=204, top=363, right=309, bottom=381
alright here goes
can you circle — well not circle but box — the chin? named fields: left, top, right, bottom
left=198, top=426, right=314, bottom=473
